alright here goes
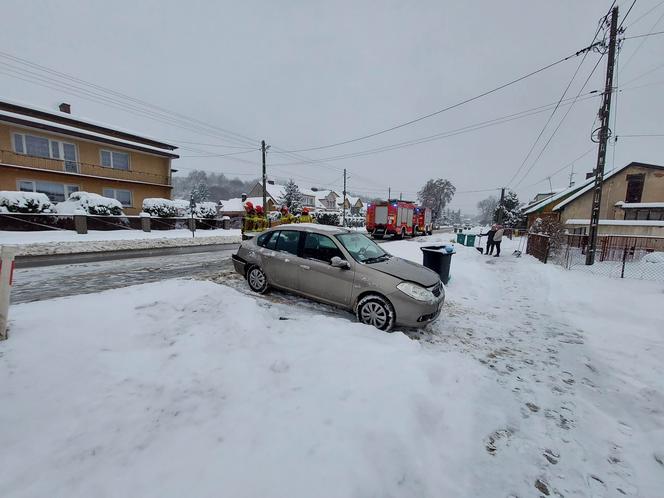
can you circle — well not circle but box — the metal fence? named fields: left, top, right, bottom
left=541, top=233, right=664, bottom=281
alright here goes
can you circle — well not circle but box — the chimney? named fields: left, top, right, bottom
left=59, top=102, right=71, bottom=114
left=267, top=180, right=275, bottom=185
left=241, top=193, right=247, bottom=202
left=311, top=187, right=319, bottom=192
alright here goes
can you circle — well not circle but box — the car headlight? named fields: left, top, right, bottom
left=397, top=282, right=437, bottom=302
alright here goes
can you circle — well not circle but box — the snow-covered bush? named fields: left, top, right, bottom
left=195, top=201, right=217, bottom=219
left=143, top=198, right=181, bottom=217
left=55, top=192, right=124, bottom=216
left=0, top=191, right=53, bottom=213
left=316, top=212, right=339, bottom=226
left=143, top=198, right=217, bottom=218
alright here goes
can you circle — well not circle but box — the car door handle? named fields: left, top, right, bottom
left=299, top=264, right=310, bottom=270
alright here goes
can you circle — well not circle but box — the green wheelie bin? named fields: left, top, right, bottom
left=465, top=234, right=476, bottom=247
left=456, top=233, right=466, bottom=244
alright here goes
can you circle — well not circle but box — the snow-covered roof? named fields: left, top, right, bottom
left=265, top=183, right=317, bottom=201
left=565, top=219, right=664, bottom=227
left=615, top=201, right=664, bottom=209
left=553, top=162, right=664, bottom=212
left=0, top=99, right=176, bottom=149
left=523, top=180, right=591, bottom=215
left=314, top=189, right=339, bottom=198
left=0, top=107, right=179, bottom=158
left=220, top=196, right=265, bottom=212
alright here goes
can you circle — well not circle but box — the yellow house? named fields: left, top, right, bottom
left=553, top=162, right=664, bottom=236
left=0, top=100, right=178, bottom=215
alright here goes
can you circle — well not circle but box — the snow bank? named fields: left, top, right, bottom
left=0, top=191, right=52, bottom=214
left=0, top=229, right=241, bottom=256
left=54, top=191, right=123, bottom=216
left=0, top=280, right=484, bottom=498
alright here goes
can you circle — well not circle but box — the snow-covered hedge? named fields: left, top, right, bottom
left=55, top=192, right=124, bottom=216
left=143, top=198, right=182, bottom=217
left=142, top=198, right=217, bottom=218
left=195, top=201, right=217, bottom=219
left=0, top=191, right=53, bottom=213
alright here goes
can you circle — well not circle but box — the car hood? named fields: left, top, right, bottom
left=367, top=256, right=440, bottom=287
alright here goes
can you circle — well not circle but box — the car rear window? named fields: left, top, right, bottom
left=275, top=230, right=300, bottom=255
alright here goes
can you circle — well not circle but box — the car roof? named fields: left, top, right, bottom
left=268, top=223, right=351, bottom=235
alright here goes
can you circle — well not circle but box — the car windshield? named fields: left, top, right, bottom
left=336, top=233, right=390, bottom=263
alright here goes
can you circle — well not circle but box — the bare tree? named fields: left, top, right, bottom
left=477, top=196, right=498, bottom=225
left=417, top=179, right=456, bottom=221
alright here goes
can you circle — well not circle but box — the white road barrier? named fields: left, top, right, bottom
left=0, top=246, right=17, bottom=340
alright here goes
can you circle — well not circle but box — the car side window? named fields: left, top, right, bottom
left=265, top=231, right=279, bottom=250
left=275, top=230, right=300, bottom=255
left=303, top=233, right=344, bottom=263
left=257, top=231, right=274, bottom=247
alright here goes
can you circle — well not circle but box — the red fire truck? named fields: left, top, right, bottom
left=413, top=206, right=433, bottom=235
left=366, top=201, right=433, bottom=238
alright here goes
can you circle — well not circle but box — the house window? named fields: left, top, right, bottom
left=625, top=174, right=645, bottom=203
left=624, top=210, right=637, bottom=221
left=100, top=150, right=130, bottom=170
left=13, top=133, right=79, bottom=172
left=18, top=180, right=80, bottom=202
left=103, top=188, right=132, bottom=206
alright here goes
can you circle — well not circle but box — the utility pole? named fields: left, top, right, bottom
left=388, top=187, right=391, bottom=201
left=586, top=6, right=618, bottom=266
left=261, top=140, right=268, bottom=216
left=497, top=187, right=506, bottom=224
left=568, top=164, right=576, bottom=187
left=342, top=168, right=347, bottom=227
left=399, top=192, right=402, bottom=201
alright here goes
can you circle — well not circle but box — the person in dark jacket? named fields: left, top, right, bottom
left=484, top=225, right=497, bottom=255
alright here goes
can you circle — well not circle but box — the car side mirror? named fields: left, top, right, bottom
left=330, top=256, right=350, bottom=269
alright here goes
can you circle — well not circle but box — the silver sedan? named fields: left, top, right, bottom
left=232, top=224, right=444, bottom=331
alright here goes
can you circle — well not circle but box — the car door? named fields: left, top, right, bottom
left=267, top=230, right=304, bottom=291
left=299, top=232, right=355, bottom=307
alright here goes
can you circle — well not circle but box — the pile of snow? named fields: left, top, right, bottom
left=643, top=251, right=664, bottom=263
left=143, top=198, right=218, bottom=218
left=0, top=280, right=483, bottom=497
left=54, top=192, right=123, bottom=216
left=0, top=191, right=52, bottom=214
left=0, top=228, right=242, bottom=256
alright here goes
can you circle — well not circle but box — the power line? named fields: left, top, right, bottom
left=269, top=92, right=601, bottom=166
left=618, top=0, right=638, bottom=29
left=275, top=45, right=603, bottom=154
left=180, top=148, right=260, bottom=158
left=521, top=147, right=596, bottom=189
left=621, top=9, right=664, bottom=70
left=0, top=50, right=258, bottom=148
left=508, top=3, right=615, bottom=187
left=624, top=0, right=664, bottom=27
left=514, top=53, right=607, bottom=187
left=622, top=29, right=664, bottom=38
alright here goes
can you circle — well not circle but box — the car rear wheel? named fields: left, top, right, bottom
left=247, top=266, right=269, bottom=294
left=356, top=294, right=395, bottom=331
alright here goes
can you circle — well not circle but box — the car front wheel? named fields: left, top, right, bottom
left=356, top=294, right=395, bottom=331
left=247, top=266, right=269, bottom=294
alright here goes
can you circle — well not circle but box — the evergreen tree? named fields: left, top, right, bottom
left=494, top=190, right=525, bottom=227
left=278, top=179, right=304, bottom=213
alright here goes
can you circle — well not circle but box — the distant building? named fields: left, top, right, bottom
left=0, top=100, right=178, bottom=215
left=247, top=180, right=318, bottom=209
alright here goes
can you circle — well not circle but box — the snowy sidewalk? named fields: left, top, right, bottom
left=0, top=228, right=241, bottom=256
left=386, top=235, right=664, bottom=497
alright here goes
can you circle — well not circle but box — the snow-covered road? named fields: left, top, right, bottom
left=1, top=234, right=662, bottom=497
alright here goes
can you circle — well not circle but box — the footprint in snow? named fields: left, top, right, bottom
left=484, top=428, right=514, bottom=455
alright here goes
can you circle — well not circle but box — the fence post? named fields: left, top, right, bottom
left=74, top=211, right=88, bottom=234
left=140, top=212, right=151, bottom=232
left=543, top=238, right=551, bottom=264
left=620, top=247, right=628, bottom=278
left=0, top=246, right=17, bottom=341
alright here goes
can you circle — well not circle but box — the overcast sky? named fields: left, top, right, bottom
left=2, top=0, right=663, bottom=212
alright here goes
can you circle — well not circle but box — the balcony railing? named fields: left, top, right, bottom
left=0, top=150, right=170, bottom=185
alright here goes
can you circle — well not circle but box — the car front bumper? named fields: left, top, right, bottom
left=388, top=290, right=445, bottom=328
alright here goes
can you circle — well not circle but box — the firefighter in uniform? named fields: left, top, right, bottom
left=299, top=207, right=313, bottom=223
